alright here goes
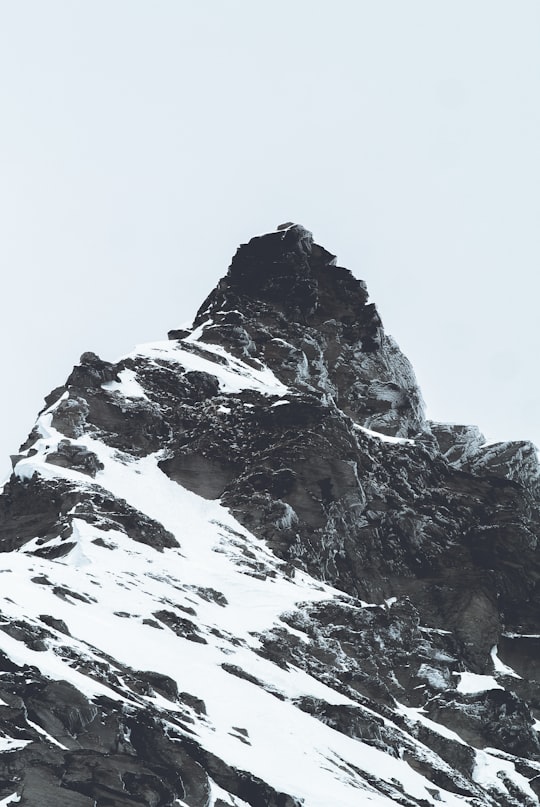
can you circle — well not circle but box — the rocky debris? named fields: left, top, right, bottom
left=39, top=614, right=71, bottom=635
left=0, top=617, right=52, bottom=652
left=430, top=422, right=487, bottom=468
left=296, top=697, right=482, bottom=799
left=431, top=422, right=540, bottom=492
left=0, top=475, right=177, bottom=553
left=152, top=610, right=208, bottom=644
left=45, top=439, right=104, bottom=477
left=0, top=672, right=212, bottom=806
left=181, top=739, right=303, bottom=807
left=70, top=488, right=178, bottom=550
left=0, top=652, right=299, bottom=807
left=425, top=688, right=540, bottom=759
left=67, top=351, right=120, bottom=389
left=212, top=393, right=537, bottom=670
left=470, top=440, right=540, bottom=489
left=261, top=595, right=478, bottom=719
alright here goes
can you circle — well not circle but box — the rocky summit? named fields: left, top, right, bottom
left=0, top=223, right=539, bottom=807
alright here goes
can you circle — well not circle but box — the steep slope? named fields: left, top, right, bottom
left=0, top=224, right=539, bottom=806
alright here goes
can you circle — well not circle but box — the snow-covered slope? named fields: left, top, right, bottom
left=1, top=225, right=539, bottom=806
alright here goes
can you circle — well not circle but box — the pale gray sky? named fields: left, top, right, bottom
left=1, top=1, right=539, bottom=479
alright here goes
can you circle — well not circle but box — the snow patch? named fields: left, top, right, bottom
left=0, top=435, right=476, bottom=806
left=135, top=340, right=288, bottom=396
left=182, top=318, right=213, bottom=343
left=353, top=423, right=414, bottom=445
left=473, top=748, right=539, bottom=801
left=0, top=737, right=31, bottom=753
left=13, top=412, right=65, bottom=480
left=455, top=672, right=503, bottom=694
left=0, top=794, right=21, bottom=806
left=395, top=704, right=467, bottom=746
left=490, top=644, right=522, bottom=679
left=102, top=368, right=148, bottom=399
left=26, top=719, right=68, bottom=750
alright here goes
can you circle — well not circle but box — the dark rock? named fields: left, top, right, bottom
left=138, top=671, right=179, bottom=702
left=499, top=634, right=540, bottom=683
left=33, top=540, right=77, bottom=560
left=152, top=610, right=207, bottom=644
left=425, top=688, right=540, bottom=759
left=159, top=452, right=236, bottom=499
left=45, top=440, right=104, bottom=477
left=179, top=693, right=207, bottom=716
left=71, top=488, right=178, bottom=550
left=189, top=586, right=228, bottom=606
left=52, top=585, right=96, bottom=604
left=167, top=327, right=191, bottom=340
left=30, top=575, right=52, bottom=586
left=0, top=620, right=51, bottom=652
left=49, top=394, right=90, bottom=439
left=221, top=663, right=264, bottom=687
left=0, top=473, right=177, bottom=554
left=25, top=680, right=99, bottom=746
left=39, top=615, right=71, bottom=636
left=67, top=352, right=119, bottom=389
left=183, top=739, right=303, bottom=807
left=0, top=476, right=78, bottom=552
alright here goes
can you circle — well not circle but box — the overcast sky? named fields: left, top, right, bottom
left=1, top=1, right=539, bottom=480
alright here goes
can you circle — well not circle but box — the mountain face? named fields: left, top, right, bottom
left=0, top=223, right=540, bottom=807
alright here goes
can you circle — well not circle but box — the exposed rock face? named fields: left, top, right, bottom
left=188, top=224, right=426, bottom=438
left=0, top=224, right=539, bottom=806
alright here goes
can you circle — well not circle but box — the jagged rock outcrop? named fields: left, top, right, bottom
left=0, top=224, right=539, bottom=806
left=187, top=224, right=426, bottom=438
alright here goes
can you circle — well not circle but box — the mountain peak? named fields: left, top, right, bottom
left=188, top=227, right=425, bottom=438
left=0, top=228, right=539, bottom=806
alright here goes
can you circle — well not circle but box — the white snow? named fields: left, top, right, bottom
left=473, top=748, right=539, bottom=801
left=395, top=704, right=466, bottom=746
left=418, top=626, right=452, bottom=636
left=0, top=433, right=473, bottom=806
left=26, top=719, right=68, bottom=750
left=454, top=672, right=503, bottom=694
left=13, top=411, right=68, bottom=481
left=1, top=326, right=531, bottom=806
left=208, top=780, right=251, bottom=807
left=353, top=423, right=415, bottom=445
left=0, top=794, right=21, bottom=806
left=134, top=339, right=288, bottom=396
left=182, top=318, right=213, bottom=343
left=0, top=737, right=31, bottom=752
left=490, top=644, right=521, bottom=678
left=102, top=368, right=148, bottom=398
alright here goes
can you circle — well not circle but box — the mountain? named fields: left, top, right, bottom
left=1, top=223, right=539, bottom=807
